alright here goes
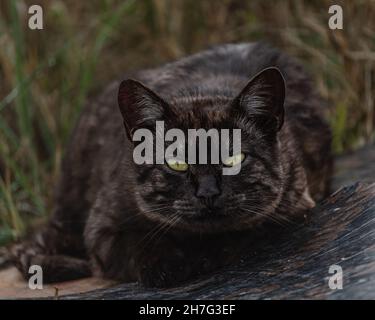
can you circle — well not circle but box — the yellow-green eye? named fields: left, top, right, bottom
left=166, top=159, right=188, bottom=172
left=222, top=153, right=245, bottom=167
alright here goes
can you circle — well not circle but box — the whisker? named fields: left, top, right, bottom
left=240, top=206, right=292, bottom=227
left=244, top=204, right=297, bottom=226
left=136, top=211, right=177, bottom=253
left=151, top=214, right=182, bottom=246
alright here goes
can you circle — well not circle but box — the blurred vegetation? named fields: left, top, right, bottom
left=0, top=0, right=374, bottom=244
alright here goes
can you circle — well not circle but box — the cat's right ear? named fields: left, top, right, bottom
left=234, top=67, right=285, bottom=133
left=118, top=79, right=168, bottom=140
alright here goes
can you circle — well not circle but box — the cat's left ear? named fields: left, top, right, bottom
left=118, top=79, right=169, bottom=140
left=234, top=67, right=285, bottom=132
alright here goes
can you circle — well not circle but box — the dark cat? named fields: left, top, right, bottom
left=11, top=43, right=332, bottom=287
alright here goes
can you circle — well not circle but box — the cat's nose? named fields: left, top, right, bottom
left=195, top=175, right=221, bottom=207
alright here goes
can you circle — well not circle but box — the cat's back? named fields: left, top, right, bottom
left=136, top=42, right=314, bottom=103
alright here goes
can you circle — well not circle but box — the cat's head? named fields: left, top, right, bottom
left=118, top=67, right=286, bottom=232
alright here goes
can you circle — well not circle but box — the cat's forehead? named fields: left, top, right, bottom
left=168, top=96, right=232, bottom=129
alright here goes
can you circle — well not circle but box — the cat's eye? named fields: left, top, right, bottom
left=166, top=159, right=188, bottom=172
left=222, top=153, right=245, bottom=167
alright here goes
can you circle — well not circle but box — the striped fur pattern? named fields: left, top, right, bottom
left=11, top=43, right=332, bottom=287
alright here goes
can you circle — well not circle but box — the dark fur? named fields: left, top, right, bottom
left=11, top=43, right=332, bottom=287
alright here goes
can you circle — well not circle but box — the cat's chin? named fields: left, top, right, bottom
left=174, top=218, right=235, bottom=233
left=141, top=204, right=274, bottom=233
left=169, top=210, right=251, bottom=233
left=140, top=209, right=236, bottom=233
left=174, top=209, right=284, bottom=233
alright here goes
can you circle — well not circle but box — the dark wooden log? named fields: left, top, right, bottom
left=64, top=145, right=375, bottom=300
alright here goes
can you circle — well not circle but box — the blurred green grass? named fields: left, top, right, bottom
left=0, top=0, right=374, bottom=244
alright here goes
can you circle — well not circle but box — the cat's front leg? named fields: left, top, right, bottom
left=87, top=227, right=240, bottom=287
left=86, top=226, right=194, bottom=287
left=135, top=239, right=195, bottom=288
left=134, top=233, right=240, bottom=288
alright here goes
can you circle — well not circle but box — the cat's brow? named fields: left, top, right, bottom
left=170, top=95, right=232, bottom=105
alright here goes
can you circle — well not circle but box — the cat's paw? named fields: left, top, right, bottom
left=137, top=248, right=193, bottom=288
left=11, top=243, right=91, bottom=282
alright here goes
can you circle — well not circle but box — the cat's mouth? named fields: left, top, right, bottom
left=170, top=198, right=243, bottom=229
left=186, top=207, right=228, bottom=221
left=173, top=206, right=238, bottom=232
left=139, top=198, right=247, bottom=231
